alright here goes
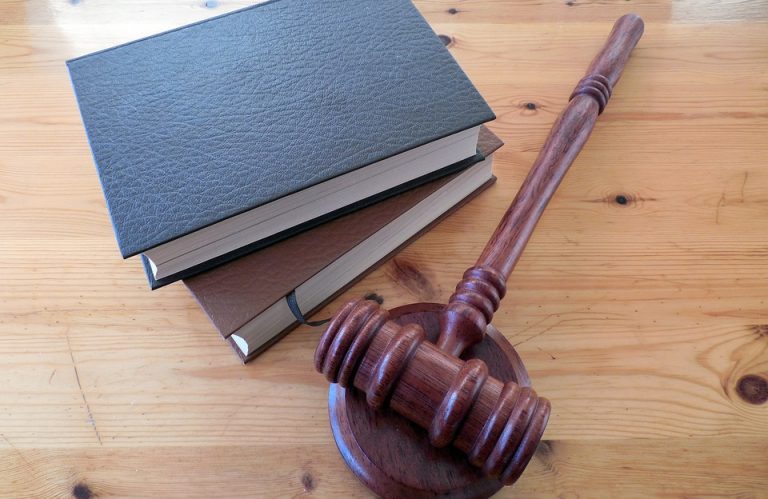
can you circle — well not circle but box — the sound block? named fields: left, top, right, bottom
left=328, top=302, right=531, bottom=498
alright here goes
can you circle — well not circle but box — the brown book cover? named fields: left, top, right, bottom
left=185, top=127, right=503, bottom=362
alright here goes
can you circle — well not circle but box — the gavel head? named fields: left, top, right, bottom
left=315, top=298, right=550, bottom=486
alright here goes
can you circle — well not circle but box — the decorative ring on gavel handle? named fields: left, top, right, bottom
left=315, top=298, right=551, bottom=485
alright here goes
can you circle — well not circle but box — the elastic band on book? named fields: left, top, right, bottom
left=286, top=291, right=330, bottom=327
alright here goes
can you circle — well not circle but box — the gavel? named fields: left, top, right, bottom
left=316, top=13, right=644, bottom=490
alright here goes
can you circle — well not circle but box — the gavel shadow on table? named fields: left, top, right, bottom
left=315, top=14, right=644, bottom=498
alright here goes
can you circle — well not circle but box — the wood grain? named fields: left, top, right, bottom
left=1, top=0, right=766, bottom=497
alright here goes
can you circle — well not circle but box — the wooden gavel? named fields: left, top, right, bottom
left=316, top=14, right=644, bottom=488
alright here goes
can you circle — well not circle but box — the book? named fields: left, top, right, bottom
left=66, top=0, right=495, bottom=287
left=185, top=127, right=503, bottom=362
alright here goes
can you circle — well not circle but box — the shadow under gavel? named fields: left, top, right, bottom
left=316, top=13, right=644, bottom=489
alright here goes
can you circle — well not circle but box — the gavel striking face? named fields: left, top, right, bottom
left=316, top=14, right=644, bottom=492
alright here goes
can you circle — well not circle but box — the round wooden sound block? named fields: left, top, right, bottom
left=328, top=302, right=531, bottom=498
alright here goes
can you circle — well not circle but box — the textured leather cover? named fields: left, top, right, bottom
left=184, top=126, right=502, bottom=361
left=66, top=0, right=495, bottom=258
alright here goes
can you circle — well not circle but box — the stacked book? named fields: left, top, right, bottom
left=67, top=0, right=502, bottom=362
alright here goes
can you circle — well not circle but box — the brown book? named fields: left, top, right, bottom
left=185, top=127, right=503, bottom=362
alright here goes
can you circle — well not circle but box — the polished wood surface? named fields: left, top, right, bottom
left=316, top=299, right=549, bottom=490
left=326, top=303, right=530, bottom=498
left=1, top=1, right=767, bottom=497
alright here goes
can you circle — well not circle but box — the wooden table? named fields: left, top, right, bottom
left=2, top=1, right=767, bottom=497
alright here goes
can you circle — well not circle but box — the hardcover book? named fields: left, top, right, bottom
left=185, top=127, right=503, bottom=362
left=67, top=0, right=495, bottom=287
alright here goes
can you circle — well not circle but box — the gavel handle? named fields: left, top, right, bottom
left=438, top=14, right=644, bottom=356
